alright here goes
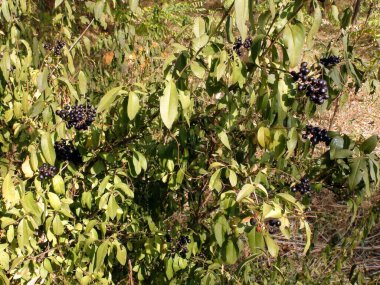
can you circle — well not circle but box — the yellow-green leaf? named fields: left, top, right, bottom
left=2, top=173, right=19, bottom=207
left=257, top=127, right=270, bottom=148
left=52, top=175, right=65, bottom=194
left=264, top=234, right=279, bottom=257
left=160, top=79, right=178, bottom=129
left=41, top=132, right=56, bottom=165
left=127, top=92, right=140, bottom=120
left=48, top=192, right=62, bottom=211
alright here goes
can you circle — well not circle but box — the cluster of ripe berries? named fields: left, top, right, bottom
left=165, top=234, right=191, bottom=258
left=54, top=140, right=82, bottom=164
left=291, top=62, right=329, bottom=105
left=320, top=55, right=341, bottom=68
left=291, top=177, right=311, bottom=195
left=43, top=40, right=66, bottom=56
left=56, top=103, right=96, bottom=130
left=38, top=163, right=57, bottom=180
left=267, top=219, right=281, bottom=234
left=302, top=125, right=332, bottom=146
left=232, top=36, right=252, bottom=57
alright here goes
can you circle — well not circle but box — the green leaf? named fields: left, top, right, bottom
left=96, top=242, right=109, bottom=271
left=229, top=170, right=237, bottom=187
left=247, top=228, right=265, bottom=254
left=193, top=17, right=206, bottom=37
left=359, top=135, right=378, bottom=154
left=283, top=22, right=305, bottom=67
left=223, top=240, right=239, bottom=264
left=214, top=223, right=225, bottom=247
left=209, top=169, right=222, bottom=192
left=303, top=220, right=312, bottom=255
left=277, top=193, right=297, bottom=204
left=21, top=192, right=42, bottom=217
left=264, top=235, right=279, bottom=257
left=235, top=0, right=249, bottom=41
left=192, top=34, right=209, bottom=52
left=257, top=127, right=270, bottom=148
left=48, top=192, right=62, bottom=211
left=114, top=183, right=134, bottom=198
left=59, top=77, right=80, bottom=101
left=37, top=68, right=49, bottom=92
left=2, top=173, right=19, bottom=207
left=190, top=61, right=205, bottom=78
left=129, top=0, right=139, bottom=13
left=127, top=92, right=140, bottom=120
left=237, top=184, right=254, bottom=202
left=1, top=0, right=11, bottom=22
left=52, top=215, right=64, bottom=236
left=349, top=158, right=365, bottom=190
left=17, top=219, right=30, bottom=248
left=52, top=175, right=65, bottom=194
left=0, top=251, right=10, bottom=271
left=307, top=1, right=322, bottom=48
left=116, top=244, right=127, bottom=266
left=160, top=79, right=178, bottom=129
left=286, top=127, right=298, bottom=157
left=78, top=71, right=87, bottom=95
left=218, top=131, right=231, bottom=150
left=54, top=0, right=64, bottom=8
left=97, top=86, right=124, bottom=113
left=41, top=132, right=56, bottom=165
left=107, top=195, right=118, bottom=219
left=166, top=258, right=174, bottom=280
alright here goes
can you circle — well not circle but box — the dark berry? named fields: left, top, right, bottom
left=165, top=234, right=172, bottom=243
left=249, top=218, right=256, bottom=226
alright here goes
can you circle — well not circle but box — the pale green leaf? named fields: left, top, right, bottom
left=160, top=79, right=178, bottom=129
left=96, top=242, right=109, bottom=271
left=283, top=23, right=305, bottom=67
left=237, top=184, right=254, bottom=202
left=127, top=92, right=140, bottom=120
left=307, top=2, right=322, bottom=48
left=235, top=0, right=249, bottom=41
left=264, top=235, right=279, bottom=257
left=97, top=86, right=124, bottom=113
left=41, top=132, right=56, bottom=165
left=218, top=131, right=231, bottom=150
left=78, top=71, right=87, bottom=95
left=48, top=192, right=62, bottom=211
left=52, top=175, right=65, bottom=194
left=2, top=173, right=19, bottom=207
left=52, top=215, right=64, bottom=236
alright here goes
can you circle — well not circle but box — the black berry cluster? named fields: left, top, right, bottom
left=291, top=62, right=329, bottom=105
left=166, top=234, right=191, bottom=258
left=302, top=125, right=331, bottom=146
left=320, top=55, right=341, bottom=68
left=267, top=219, right=281, bottom=234
left=38, top=163, right=57, bottom=180
left=291, top=177, right=311, bottom=195
left=54, top=140, right=82, bottom=164
left=56, top=103, right=96, bottom=130
left=232, top=36, right=252, bottom=57
left=43, top=40, right=66, bottom=56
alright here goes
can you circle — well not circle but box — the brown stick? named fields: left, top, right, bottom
left=128, top=259, right=134, bottom=285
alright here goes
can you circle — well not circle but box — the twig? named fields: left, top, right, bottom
left=69, top=18, right=95, bottom=52
left=128, top=259, right=134, bottom=285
